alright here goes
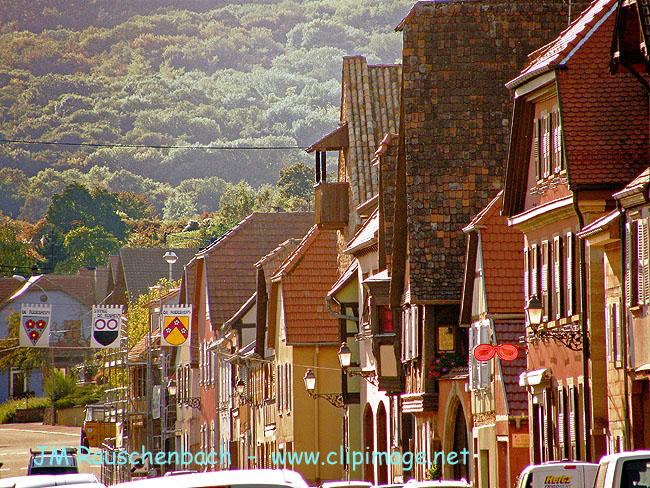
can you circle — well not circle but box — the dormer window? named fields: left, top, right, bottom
left=532, top=108, right=564, bottom=180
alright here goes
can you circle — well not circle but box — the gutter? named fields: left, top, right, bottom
left=617, top=199, right=632, bottom=450
left=572, top=195, right=592, bottom=460
left=326, top=295, right=359, bottom=322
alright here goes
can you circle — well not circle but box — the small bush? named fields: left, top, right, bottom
left=0, top=396, right=50, bottom=424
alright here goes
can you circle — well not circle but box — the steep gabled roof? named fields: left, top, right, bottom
left=196, top=212, right=314, bottom=329
left=504, top=0, right=649, bottom=216
left=119, top=247, right=198, bottom=301
left=271, top=225, right=339, bottom=344
left=463, top=191, right=524, bottom=316
left=340, top=56, right=401, bottom=217
left=507, top=0, right=618, bottom=89
left=0, top=278, right=24, bottom=308
left=494, top=320, right=528, bottom=417
left=344, top=208, right=379, bottom=255
left=9, top=274, right=98, bottom=308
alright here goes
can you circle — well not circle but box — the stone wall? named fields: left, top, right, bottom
left=399, top=0, right=590, bottom=302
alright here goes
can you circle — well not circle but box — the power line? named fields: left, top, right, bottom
left=0, top=138, right=306, bottom=150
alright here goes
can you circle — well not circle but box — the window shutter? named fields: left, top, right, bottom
left=524, top=247, right=530, bottom=301
left=288, top=364, right=292, bottom=410
left=614, top=301, right=622, bottom=365
left=605, top=304, right=612, bottom=363
left=566, top=233, right=574, bottom=316
left=412, top=306, right=420, bottom=359
left=469, top=325, right=477, bottom=390
left=479, top=321, right=490, bottom=388
left=553, top=111, right=563, bottom=173
left=276, top=365, right=282, bottom=410
left=558, top=386, right=566, bottom=457
left=533, top=118, right=540, bottom=180
left=642, top=220, right=649, bottom=304
left=627, top=221, right=638, bottom=307
left=531, top=243, right=539, bottom=298
left=541, top=240, right=549, bottom=320
left=568, top=386, right=577, bottom=453
left=542, top=389, right=551, bottom=461
left=554, top=236, right=564, bottom=320
left=184, top=364, right=189, bottom=402
left=542, top=115, right=551, bottom=178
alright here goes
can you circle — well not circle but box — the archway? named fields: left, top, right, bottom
left=363, top=404, right=374, bottom=482
left=377, top=403, right=388, bottom=484
left=451, top=403, right=469, bottom=480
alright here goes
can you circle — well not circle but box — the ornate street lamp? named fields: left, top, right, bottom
left=303, top=369, right=343, bottom=408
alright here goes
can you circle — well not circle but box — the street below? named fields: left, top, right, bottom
left=0, top=422, right=101, bottom=480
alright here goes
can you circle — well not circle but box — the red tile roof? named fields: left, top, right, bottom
left=466, top=191, right=525, bottom=314
left=272, top=225, right=340, bottom=344
left=0, top=278, right=23, bottom=307
left=344, top=209, right=379, bottom=255
left=327, top=260, right=359, bottom=298
left=494, top=320, right=528, bottom=416
left=508, top=0, right=649, bottom=189
left=507, top=0, right=618, bottom=88
left=613, top=166, right=650, bottom=202
left=195, top=212, right=314, bottom=329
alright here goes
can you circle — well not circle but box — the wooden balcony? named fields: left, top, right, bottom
left=315, top=181, right=349, bottom=230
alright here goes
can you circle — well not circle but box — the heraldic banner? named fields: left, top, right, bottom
left=161, top=305, right=192, bottom=346
left=91, top=305, right=123, bottom=348
left=20, top=303, right=52, bottom=348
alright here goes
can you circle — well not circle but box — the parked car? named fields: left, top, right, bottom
left=321, top=482, right=373, bottom=488
left=516, top=461, right=598, bottom=488
left=403, top=480, right=471, bottom=488
left=112, top=469, right=309, bottom=488
left=0, top=474, right=102, bottom=488
left=593, top=450, right=650, bottom=488
left=27, top=448, right=79, bottom=476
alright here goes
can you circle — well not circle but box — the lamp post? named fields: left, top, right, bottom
left=163, top=251, right=178, bottom=281
left=338, top=342, right=378, bottom=386
left=303, top=369, right=344, bottom=408
left=524, top=295, right=543, bottom=328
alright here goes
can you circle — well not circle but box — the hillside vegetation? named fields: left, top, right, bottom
left=0, top=0, right=409, bottom=222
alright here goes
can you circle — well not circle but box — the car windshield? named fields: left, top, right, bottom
left=621, top=459, right=650, bottom=488
left=29, top=452, right=77, bottom=475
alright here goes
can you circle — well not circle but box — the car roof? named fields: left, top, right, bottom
left=403, top=481, right=470, bottom=488
left=321, top=482, right=373, bottom=488
left=597, top=451, right=650, bottom=464
left=521, top=461, right=598, bottom=473
left=112, top=469, right=309, bottom=488
left=0, top=474, right=99, bottom=488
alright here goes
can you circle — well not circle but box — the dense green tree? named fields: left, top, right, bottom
left=0, top=0, right=407, bottom=213
left=45, top=183, right=127, bottom=240
left=277, top=162, right=313, bottom=200
left=217, top=180, right=256, bottom=228
left=56, top=225, right=119, bottom=273
left=0, top=312, right=46, bottom=374
left=0, top=215, right=38, bottom=276
left=0, top=168, right=28, bottom=219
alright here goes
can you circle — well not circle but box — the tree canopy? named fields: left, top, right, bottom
left=0, top=0, right=409, bottom=222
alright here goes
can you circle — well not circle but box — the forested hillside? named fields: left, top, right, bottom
left=0, top=0, right=409, bottom=222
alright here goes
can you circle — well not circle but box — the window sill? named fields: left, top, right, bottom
left=630, top=305, right=644, bottom=318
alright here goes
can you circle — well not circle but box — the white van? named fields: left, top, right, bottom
left=516, top=461, right=598, bottom=488
left=111, top=469, right=309, bottom=488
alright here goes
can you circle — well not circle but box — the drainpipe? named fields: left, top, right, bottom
left=326, top=296, right=359, bottom=322
left=617, top=200, right=632, bottom=450
left=572, top=195, right=591, bottom=460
